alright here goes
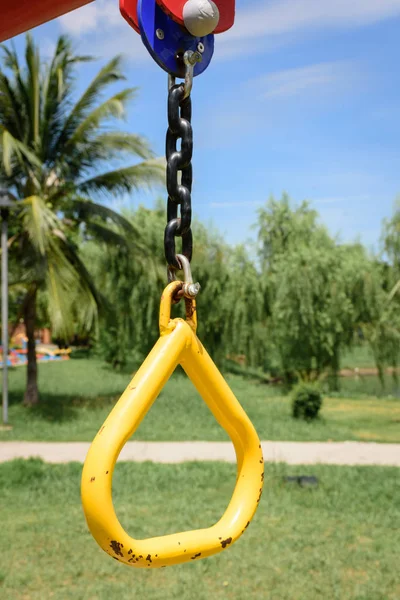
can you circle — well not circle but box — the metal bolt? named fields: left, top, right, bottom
left=197, top=42, right=205, bottom=54
left=185, top=282, right=201, bottom=298
left=156, top=29, right=165, bottom=40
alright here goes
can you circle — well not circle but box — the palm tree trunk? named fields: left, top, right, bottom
left=23, top=287, right=39, bottom=406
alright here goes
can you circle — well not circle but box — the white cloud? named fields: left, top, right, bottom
left=58, top=0, right=148, bottom=62
left=59, top=3, right=98, bottom=35
left=57, top=0, right=400, bottom=63
left=223, top=0, right=400, bottom=43
left=82, top=27, right=147, bottom=62
left=213, top=33, right=283, bottom=62
left=59, top=0, right=121, bottom=36
left=250, top=60, right=358, bottom=100
left=196, top=59, right=363, bottom=151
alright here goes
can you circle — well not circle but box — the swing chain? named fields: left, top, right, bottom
left=164, top=51, right=201, bottom=273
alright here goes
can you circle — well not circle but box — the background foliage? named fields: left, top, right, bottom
left=83, top=194, right=400, bottom=389
left=2, top=36, right=400, bottom=395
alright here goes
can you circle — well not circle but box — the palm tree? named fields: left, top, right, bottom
left=0, top=35, right=164, bottom=406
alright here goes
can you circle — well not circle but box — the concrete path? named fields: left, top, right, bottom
left=0, top=441, right=400, bottom=466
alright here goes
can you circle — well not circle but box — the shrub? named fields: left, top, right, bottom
left=292, top=383, right=323, bottom=421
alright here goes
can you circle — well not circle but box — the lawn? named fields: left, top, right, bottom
left=0, top=459, right=399, bottom=599
left=1, top=358, right=400, bottom=443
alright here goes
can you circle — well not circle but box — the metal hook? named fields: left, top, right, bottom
left=167, top=254, right=201, bottom=298
left=183, top=50, right=202, bottom=99
left=168, top=51, right=201, bottom=99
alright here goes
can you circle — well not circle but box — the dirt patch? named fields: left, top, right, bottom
left=340, top=367, right=400, bottom=377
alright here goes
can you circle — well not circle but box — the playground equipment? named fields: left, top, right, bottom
left=0, top=0, right=264, bottom=569
left=81, top=0, right=264, bottom=568
left=82, top=269, right=264, bottom=568
left=0, top=339, right=70, bottom=368
left=0, top=0, right=92, bottom=42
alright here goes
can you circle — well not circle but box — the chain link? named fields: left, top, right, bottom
left=164, top=79, right=194, bottom=271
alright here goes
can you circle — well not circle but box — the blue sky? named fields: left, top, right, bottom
left=9, top=0, right=400, bottom=250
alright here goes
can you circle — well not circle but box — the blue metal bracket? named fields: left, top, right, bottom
left=138, top=0, right=214, bottom=78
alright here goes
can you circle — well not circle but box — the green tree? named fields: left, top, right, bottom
left=257, top=193, right=323, bottom=273
left=87, top=203, right=235, bottom=369
left=85, top=203, right=166, bottom=369
left=0, top=35, right=163, bottom=405
left=382, top=197, right=400, bottom=271
left=358, top=204, right=400, bottom=385
left=257, top=195, right=366, bottom=385
left=355, top=260, right=400, bottom=387
left=221, top=245, right=267, bottom=370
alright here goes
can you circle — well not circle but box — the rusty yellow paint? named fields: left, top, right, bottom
left=81, top=282, right=264, bottom=568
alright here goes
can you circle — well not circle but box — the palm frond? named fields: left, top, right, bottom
left=78, top=159, right=165, bottom=197
left=0, top=72, right=24, bottom=139
left=21, top=195, right=62, bottom=255
left=41, top=38, right=74, bottom=154
left=41, top=232, right=102, bottom=336
left=1, top=34, right=162, bottom=343
left=1, top=43, right=20, bottom=71
left=46, top=259, right=98, bottom=336
left=55, top=55, right=127, bottom=149
left=65, top=89, right=137, bottom=148
left=25, top=34, right=40, bottom=146
left=70, top=197, right=139, bottom=235
left=71, top=55, right=126, bottom=116
left=0, top=127, right=42, bottom=175
left=41, top=37, right=95, bottom=160
left=1, top=43, right=31, bottom=138
left=90, top=131, right=154, bottom=160
left=84, top=221, right=130, bottom=248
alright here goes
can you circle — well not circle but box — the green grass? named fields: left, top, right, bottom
left=338, top=374, right=400, bottom=398
left=1, top=359, right=400, bottom=443
left=0, top=459, right=399, bottom=599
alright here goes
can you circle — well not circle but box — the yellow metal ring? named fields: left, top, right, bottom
left=81, top=284, right=264, bottom=568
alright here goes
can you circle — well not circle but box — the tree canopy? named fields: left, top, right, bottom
left=0, top=35, right=163, bottom=404
left=88, top=194, right=400, bottom=392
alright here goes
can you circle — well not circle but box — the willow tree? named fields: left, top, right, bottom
left=353, top=259, right=400, bottom=387
left=85, top=202, right=235, bottom=369
left=382, top=198, right=400, bottom=271
left=0, top=35, right=163, bottom=405
left=84, top=203, right=166, bottom=369
left=257, top=195, right=363, bottom=384
left=358, top=204, right=400, bottom=385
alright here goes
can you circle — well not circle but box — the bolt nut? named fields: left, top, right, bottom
left=184, top=282, right=201, bottom=298
left=156, top=29, right=165, bottom=40
left=197, top=42, right=205, bottom=54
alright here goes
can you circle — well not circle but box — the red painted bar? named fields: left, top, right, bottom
left=0, top=0, right=94, bottom=42
left=120, top=0, right=140, bottom=33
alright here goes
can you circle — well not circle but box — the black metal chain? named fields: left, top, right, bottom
left=164, top=81, right=194, bottom=271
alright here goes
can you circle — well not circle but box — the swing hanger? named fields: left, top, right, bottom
left=120, top=1, right=235, bottom=76
left=82, top=279, right=264, bottom=569
left=119, top=0, right=236, bottom=278
left=178, top=50, right=203, bottom=100
left=82, top=0, right=265, bottom=571
left=121, top=0, right=220, bottom=79
left=168, top=253, right=201, bottom=302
